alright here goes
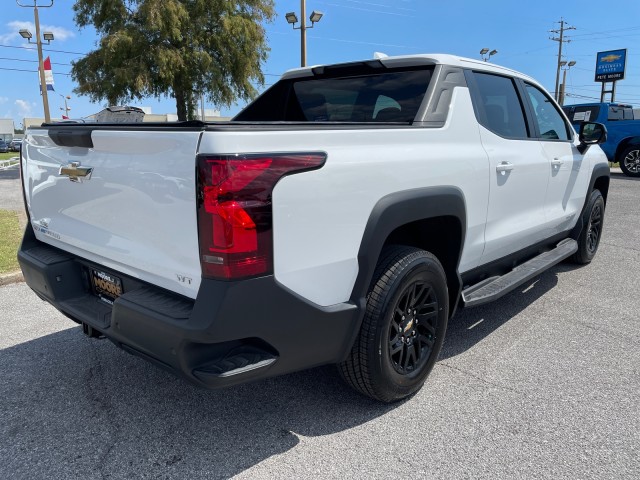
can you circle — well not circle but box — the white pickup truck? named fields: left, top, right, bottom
left=18, top=54, right=610, bottom=402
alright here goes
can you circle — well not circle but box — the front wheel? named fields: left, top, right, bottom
left=619, top=145, right=640, bottom=177
left=570, top=189, right=605, bottom=264
left=339, top=246, right=449, bottom=403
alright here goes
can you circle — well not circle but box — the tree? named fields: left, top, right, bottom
left=71, top=0, right=275, bottom=120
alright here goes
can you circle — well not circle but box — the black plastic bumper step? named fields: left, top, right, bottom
left=462, top=238, right=578, bottom=308
left=192, top=347, right=277, bottom=381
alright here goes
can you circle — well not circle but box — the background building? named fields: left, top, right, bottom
left=0, top=119, right=15, bottom=143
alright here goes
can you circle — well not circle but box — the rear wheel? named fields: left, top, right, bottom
left=570, top=189, right=605, bottom=264
left=619, top=145, right=640, bottom=177
left=339, top=246, right=449, bottom=403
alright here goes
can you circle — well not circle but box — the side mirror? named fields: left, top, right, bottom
left=578, top=122, right=607, bottom=154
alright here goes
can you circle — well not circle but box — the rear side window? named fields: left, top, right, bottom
left=472, top=72, right=529, bottom=139
left=235, top=67, right=433, bottom=123
left=608, top=105, right=634, bottom=121
left=563, top=105, right=600, bottom=124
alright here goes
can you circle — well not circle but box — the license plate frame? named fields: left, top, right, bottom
left=90, top=268, right=123, bottom=304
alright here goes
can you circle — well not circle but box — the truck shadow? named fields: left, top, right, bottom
left=0, top=264, right=575, bottom=478
left=440, top=264, right=572, bottom=360
left=0, top=322, right=395, bottom=478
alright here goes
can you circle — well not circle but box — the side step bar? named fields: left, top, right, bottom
left=462, top=238, right=578, bottom=308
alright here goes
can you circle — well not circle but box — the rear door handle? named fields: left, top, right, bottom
left=496, top=162, right=514, bottom=175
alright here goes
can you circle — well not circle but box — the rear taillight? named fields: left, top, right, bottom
left=197, top=153, right=326, bottom=280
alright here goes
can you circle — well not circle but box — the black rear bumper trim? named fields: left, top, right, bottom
left=18, top=230, right=360, bottom=389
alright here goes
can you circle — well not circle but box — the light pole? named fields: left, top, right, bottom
left=480, top=48, right=498, bottom=62
left=59, top=94, right=71, bottom=118
left=17, top=0, right=55, bottom=123
left=558, top=60, right=576, bottom=106
left=285, top=1, right=323, bottom=67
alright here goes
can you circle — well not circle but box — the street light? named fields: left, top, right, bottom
left=309, top=11, right=323, bottom=23
left=16, top=1, right=55, bottom=124
left=285, top=12, right=298, bottom=24
left=480, top=48, right=498, bottom=62
left=284, top=1, right=324, bottom=67
left=59, top=94, right=71, bottom=118
left=559, top=60, right=576, bottom=106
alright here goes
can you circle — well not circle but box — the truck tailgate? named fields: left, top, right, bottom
left=22, top=127, right=203, bottom=298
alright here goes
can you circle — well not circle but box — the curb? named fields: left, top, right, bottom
left=0, top=271, right=24, bottom=286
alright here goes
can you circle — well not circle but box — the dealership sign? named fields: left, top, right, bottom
left=595, top=49, right=627, bottom=82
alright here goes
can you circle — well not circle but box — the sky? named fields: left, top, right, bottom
left=1, top=0, right=640, bottom=127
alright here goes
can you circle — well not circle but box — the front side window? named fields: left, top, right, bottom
left=525, top=84, right=570, bottom=141
left=473, top=72, right=529, bottom=139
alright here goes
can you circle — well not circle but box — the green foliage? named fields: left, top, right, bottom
left=0, top=210, right=21, bottom=274
left=71, top=0, right=275, bottom=120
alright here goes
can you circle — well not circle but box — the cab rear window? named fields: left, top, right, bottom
left=234, top=65, right=433, bottom=123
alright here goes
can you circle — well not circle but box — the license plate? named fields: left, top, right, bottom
left=90, top=269, right=123, bottom=304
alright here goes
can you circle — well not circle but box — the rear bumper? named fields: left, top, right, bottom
left=18, top=226, right=359, bottom=389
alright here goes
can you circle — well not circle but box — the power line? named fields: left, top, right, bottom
left=0, top=66, right=71, bottom=75
left=343, top=0, right=417, bottom=12
left=570, top=26, right=640, bottom=37
left=0, top=56, right=71, bottom=66
left=314, top=1, right=414, bottom=18
left=0, top=43, right=86, bottom=56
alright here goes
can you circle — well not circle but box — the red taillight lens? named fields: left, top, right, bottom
left=197, top=153, right=326, bottom=280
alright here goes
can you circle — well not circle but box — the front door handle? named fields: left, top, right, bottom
left=496, top=162, right=514, bottom=175
left=551, top=158, right=563, bottom=168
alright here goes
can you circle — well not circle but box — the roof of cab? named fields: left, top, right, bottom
left=281, top=53, right=537, bottom=84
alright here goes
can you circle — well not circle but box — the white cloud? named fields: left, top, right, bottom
left=0, top=30, right=19, bottom=44
left=0, top=20, right=75, bottom=44
left=15, top=99, right=36, bottom=118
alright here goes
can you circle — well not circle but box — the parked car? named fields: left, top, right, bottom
left=18, top=53, right=609, bottom=402
left=9, top=138, right=23, bottom=152
left=0, top=140, right=8, bottom=153
left=562, top=102, right=640, bottom=177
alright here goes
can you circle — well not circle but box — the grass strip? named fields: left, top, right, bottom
left=0, top=210, right=22, bottom=274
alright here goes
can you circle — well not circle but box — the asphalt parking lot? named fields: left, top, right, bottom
left=0, top=172, right=638, bottom=479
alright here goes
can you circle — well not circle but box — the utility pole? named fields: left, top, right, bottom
left=300, top=0, right=307, bottom=68
left=17, top=1, right=54, bottom=123
left=285, top=1, right=323, bottom=67
left=550, top=18, right=575, bottom=102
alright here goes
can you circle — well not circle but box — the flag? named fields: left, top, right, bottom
left=43, top=56, right=54, bottom=91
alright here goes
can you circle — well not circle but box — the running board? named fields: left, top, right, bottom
left=462, top=239, right=578, bottom=308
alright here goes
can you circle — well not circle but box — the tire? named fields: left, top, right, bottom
left=619, top=145, right=640, bottom=177
left=570, top=189, right=605, bottom=264
left=339, top=246, right=449, bottom=403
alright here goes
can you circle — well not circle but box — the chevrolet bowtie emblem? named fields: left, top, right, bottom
left=59, top=162, right=93, bottom=182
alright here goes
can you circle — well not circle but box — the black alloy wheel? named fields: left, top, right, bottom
left=339, top=246, right=449, bottom=403
left=586, top=200, right=603, bottom=255
left=388, top=280, right=438, bottom=375
left=570, top=189, right=605, bottom=264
